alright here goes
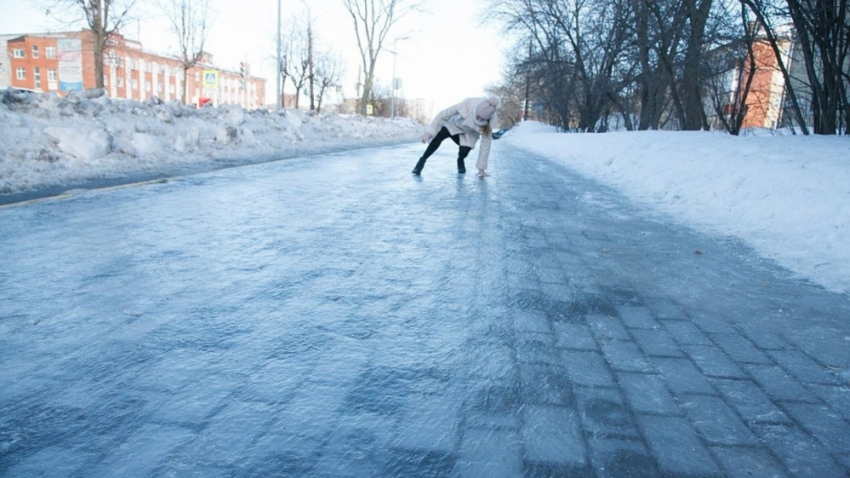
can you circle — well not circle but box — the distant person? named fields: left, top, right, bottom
left=411, top=95, right=501, bottom=177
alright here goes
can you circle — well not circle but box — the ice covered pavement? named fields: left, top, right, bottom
left=1, top=143, right=849, bottom=477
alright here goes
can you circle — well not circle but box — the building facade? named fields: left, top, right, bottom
left=740, top=37, right=795, bottom=129
left=3, top=30, right=265, bottom=109
left=706, top=24, right=813, bottom=132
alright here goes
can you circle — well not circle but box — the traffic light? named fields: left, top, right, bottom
left=239, top=62, right=245, bottom=77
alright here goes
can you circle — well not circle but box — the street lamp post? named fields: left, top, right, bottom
left=276, top=0, right=282, bottom=109
left=390, top=36, right=409, bottom=118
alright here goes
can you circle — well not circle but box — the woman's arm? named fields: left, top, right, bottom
left=475, top=132, right=493, bottom=174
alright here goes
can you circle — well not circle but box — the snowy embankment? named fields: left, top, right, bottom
left=0, top=88, right=419, bottom=195
left=504, top=122, right=850, bottom=295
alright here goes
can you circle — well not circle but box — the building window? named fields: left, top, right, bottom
left=47, top=68, right=57, bottom=91
left=117, top=77, right=123, bottom=87
left=16, top=67, right=26, bottom=80
left=131, top=79, right=138, bottom=90
left=34, top=67, right=41, bottom=89
left=32, top=45, right=39, bottom=58
left=145, top=81, right=151, bottom=91
left=13, top=49, right=24, bottom=58
left=46, top=46, right=56, bottom=59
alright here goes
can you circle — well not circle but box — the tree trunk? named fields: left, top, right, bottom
left=182, top=66, right=189, bottom=104
left=786, top=0, right=847, bottom=134
left=740, top=0, right=810, bottom=134
left=681, top=0, right=713, bottom=130
left=360, top=60, right=376, bottom=115
left=93, top=0, right=106, bottom=89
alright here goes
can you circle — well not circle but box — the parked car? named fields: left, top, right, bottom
left=492, top=127, right=510, bottom=139
left=3, top=86, right=39, bottom=94
left=1, top=86, right=40, bottom=105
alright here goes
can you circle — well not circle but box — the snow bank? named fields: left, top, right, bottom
left=504, top=122, right=850, bottom=294
left=0, top=88, right=419, bottom=194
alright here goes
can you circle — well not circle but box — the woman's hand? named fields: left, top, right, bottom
left=420, top=133, right=433, bottom=143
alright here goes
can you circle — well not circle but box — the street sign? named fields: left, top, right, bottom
left=202, top=70, right=218, bottom=88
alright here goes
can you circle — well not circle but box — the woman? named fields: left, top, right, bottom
left=411, top=95, right=500, bottom=177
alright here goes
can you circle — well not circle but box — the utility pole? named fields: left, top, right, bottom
left=390, top=36, right=409, bottom=118
left=242, top=54, right=248, bottom=109
left=276, top=0, right=282, bottom=109
left=356, top=65, right=361, bottom=113
left=308, top=17, right=315, bottom=111
left=524, top=39, right=531, bottom=120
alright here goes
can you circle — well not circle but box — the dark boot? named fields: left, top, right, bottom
left=457, top=158, right=466, bottom=174
left=412, top=157, right=427, bottom=175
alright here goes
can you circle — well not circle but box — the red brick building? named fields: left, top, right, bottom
left=739, top=39, right=793, bottom=129
left=4, top=30, right=265, bottom=109
left=707, top=25, right=803, bottom=131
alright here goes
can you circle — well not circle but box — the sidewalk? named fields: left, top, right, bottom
left=0, top=143, right=848, bottom=477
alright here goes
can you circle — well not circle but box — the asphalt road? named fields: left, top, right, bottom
left=1, top=142, right=848, bottom=477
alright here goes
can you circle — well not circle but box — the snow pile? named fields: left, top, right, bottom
left=504, top=122, right=850, bottom=294
left=0, top=88, right=419, bottom=194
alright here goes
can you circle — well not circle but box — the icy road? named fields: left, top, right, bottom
left=1, top=144, right=849, bottom=477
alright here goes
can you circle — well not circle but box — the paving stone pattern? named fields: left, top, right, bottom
left=1, top=143, right=849, bottom=477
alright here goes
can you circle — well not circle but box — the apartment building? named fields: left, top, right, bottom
left=706, top=24, right=815, bottom=131
left=3, top=29, right=265, bottom=109
left=740, top=37, right=795, bottom=129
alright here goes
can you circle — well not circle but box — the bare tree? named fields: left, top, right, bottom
left=487, top=53, right=527, bottom=127
left=678, top=0, right=715, bottom=130
left=491, top=0, right=634, bottom=131
left=785, top=0, right=849, bottom=134
left=158, top=0, right=210, bottom=104
left=341, top=0, right=421, bottom=116
left=280, top=17, right=310, bottom=109
left=491, top=0, right=824, bottom=135
left=631, top=0, right=686, bottom=130
left=738, top=0, right=810, bottom=134
left=44, top=0, right=137, bottom=89
left=705, top=3, right=759, bottom=135
left=313, top=52, right=344, bottom=113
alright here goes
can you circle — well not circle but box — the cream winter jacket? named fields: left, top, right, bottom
left=425, top=97, right=500, bottom=171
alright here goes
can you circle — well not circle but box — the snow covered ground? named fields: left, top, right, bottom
left=502, top=122, right=850, bottom=295
left=0, top=88, right=420, bottom=195
left=1, top=88, right=847, bottom=295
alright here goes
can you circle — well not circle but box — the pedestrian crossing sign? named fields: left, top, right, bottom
left=203, top=70, right=218, bottom=88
